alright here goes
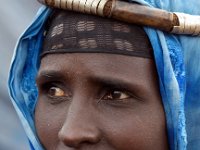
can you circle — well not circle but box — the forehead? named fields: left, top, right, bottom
left=40, top=52, right=153, bottom=69
left=38, top=53, right=157, bottom=85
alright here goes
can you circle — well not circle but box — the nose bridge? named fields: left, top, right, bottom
left=58, top=95, right=101, bottom=148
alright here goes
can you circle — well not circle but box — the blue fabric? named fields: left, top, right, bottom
left=8, top=1, right=200, bottom=150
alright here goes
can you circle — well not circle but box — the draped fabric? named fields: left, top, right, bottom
left=8, top=0, right=200, bottom=150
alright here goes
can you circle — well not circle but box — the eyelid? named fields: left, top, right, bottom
left=38, top=80, right=72, bottom=96
left=36, top=73, right=69, bottom=90
left=37, top=80, right=63, bottom=91
left=103, top=84, right=134, bottom=95
left=36, top=71, right=68, bottom=86
left=47, top=95, right=71, bottom=104
left=102, top=90, right=131, bottom=100
left=36, top=75, right=61, bottom=86
left=39, top=81, right=72, bottom=104
left=99, top=85, right=135, bottom=100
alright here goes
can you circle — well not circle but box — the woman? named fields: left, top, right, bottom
left=35, top=10, right=168, bottom=149
left=8, top=0, right=200, bottom=149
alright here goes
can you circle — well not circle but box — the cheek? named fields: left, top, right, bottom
left=101, top=103, right=168, bottom=150
left=35, top=99, right=67, bottom=149
left=34, top=97, right=168, bottom=149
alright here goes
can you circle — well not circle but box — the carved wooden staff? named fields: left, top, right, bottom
left=38, top=0, right=200, bottom=36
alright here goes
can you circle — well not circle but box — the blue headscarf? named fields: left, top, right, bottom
left=8, top=0, right=200, bottom=149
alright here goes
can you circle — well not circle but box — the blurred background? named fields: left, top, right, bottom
left=0, top=0, right=40, bottom=149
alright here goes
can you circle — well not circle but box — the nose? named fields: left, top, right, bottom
left=58, top=100, right=101, bottom=148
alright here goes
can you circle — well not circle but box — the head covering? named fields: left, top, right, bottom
left=41, top=10, right=153, bottom=58
left=8, top=0, right=200, bottom=150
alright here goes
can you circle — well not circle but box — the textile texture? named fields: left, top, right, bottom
left=8, top=0, right=200, bottom=150
left=42, top=10, right=153, bottom=58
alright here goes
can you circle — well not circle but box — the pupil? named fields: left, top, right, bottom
left=112, top=91, right=121, bottom=99
left=49, top=87, right=57, bottom=96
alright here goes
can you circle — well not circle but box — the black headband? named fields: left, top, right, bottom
left=41, top=10, right=153, bottom=58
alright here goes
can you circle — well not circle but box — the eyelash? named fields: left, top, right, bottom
left=38, top=82, right=139, bottom=105
left=100, top=87, right=134, bottom=100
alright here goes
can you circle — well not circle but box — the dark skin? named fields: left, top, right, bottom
left=35, top=53, right=169, bottom=150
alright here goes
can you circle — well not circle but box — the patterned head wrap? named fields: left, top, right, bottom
left=42, top=10, right=153, bottom=58
left=8, top=0, right=200, bottom=150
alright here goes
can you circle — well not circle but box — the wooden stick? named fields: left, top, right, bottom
left=38, top=0, right=200, bottom=36
left=106, top=0, right=177, bottom=32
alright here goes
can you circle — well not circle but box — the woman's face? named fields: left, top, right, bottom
left=35, top=53, right=168, bottom=150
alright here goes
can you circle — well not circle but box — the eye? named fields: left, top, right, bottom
left=102, top=90, right=131, bottom=100
left=48, top=86, right=66, bottom=97
left=41, top=83, right=72, bottom=104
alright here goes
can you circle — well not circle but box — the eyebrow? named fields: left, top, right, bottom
left=91, top=71, right=149, bottom=99
left=90, top=76, right=136, bottom=90
left=36, top=70, right=67, bottom=84
left=90, top=76, right=146, bottom=102
left=36, top=70, right=145, bottom=93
